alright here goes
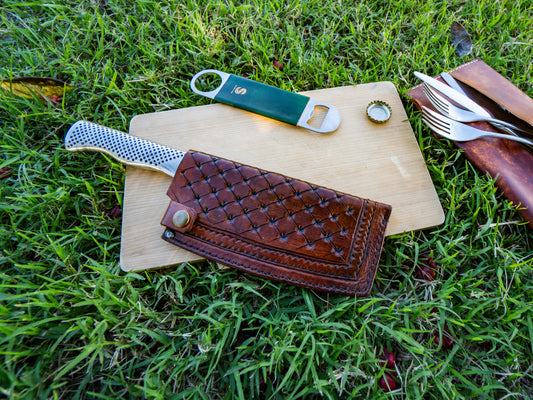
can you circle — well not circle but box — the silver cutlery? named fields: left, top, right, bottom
left=415, top=71, right=491, bottom=117
left=422, top=83, right=531, bottom=136
left=415, top=71, right=529, bottom=137
left=420, top=106, right=533, bottom=147
left=440, top=72, right=469, bottom=97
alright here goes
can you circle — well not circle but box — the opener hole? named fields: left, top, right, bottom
left=192, top=72, right=222, bottom=94
left=306, top=105, right=329, bottom=129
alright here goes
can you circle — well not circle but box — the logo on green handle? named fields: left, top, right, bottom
left=231, top=85, right=247, bottom=95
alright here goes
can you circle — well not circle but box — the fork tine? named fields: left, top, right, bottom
left=423, top=87, right=452, bottom=119
left=421, top=106, right=452, bottom=125
left=423, top=85, right=449, bottom=113
left=423, top=116, right=449, bottom=135
left=423, top=90, right=447, bottom=117
left=425, top=84, right=456, bottom=108
left=422, top=83, right=447, bottom=103
left=421, top=116, right=451, bottom=138
left=421, top=106, right=451, bottom=131
left=420, top=107, right=446, bottom=132
left=425, top=85, right=455, bottom=115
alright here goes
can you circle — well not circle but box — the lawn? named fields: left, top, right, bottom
left=1, top=1, right=532, bottom=399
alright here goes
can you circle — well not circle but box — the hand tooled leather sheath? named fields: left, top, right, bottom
left=160, top=151, right=391, bottom=296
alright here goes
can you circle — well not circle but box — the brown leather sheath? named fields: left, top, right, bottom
left=406, top=58, right=533, bottom=228
left=160, top=151, right=392, bottom=296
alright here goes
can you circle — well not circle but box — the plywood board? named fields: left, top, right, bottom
left=121, top=82, right=444, bottom=271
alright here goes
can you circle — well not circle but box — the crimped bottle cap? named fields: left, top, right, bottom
left=366, top=100, right=391, bottom=123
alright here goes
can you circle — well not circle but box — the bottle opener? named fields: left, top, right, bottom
left=190, top=69, right=341, bottom=133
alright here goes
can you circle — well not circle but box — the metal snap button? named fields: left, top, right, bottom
left=172, top=209, right=190, bottom=228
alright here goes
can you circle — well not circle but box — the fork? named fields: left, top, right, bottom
left=422, top=83, right=533, bottom=137
left=420, top=106, right=533, bottom=147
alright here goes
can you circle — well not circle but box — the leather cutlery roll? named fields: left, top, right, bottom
left=407, top=58, right=533, bottom=228
left=160, top=151, right=392, bottom=296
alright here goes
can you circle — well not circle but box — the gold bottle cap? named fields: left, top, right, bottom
left=366, top=100, right=392, bottom=123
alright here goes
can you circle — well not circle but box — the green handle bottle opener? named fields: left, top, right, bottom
left=190, top=69, right=341, bottom=133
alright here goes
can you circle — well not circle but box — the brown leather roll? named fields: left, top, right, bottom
left=161, top=151, right=392, bottom=296
left=406, top=58, right=533, bottom=228
left=452, top=59, right=533, bottom=129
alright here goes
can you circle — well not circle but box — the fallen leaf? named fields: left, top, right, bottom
left=1, top=77, right=73, bottom=102
left=414, top=255, right=438, bottom=281
left=376, top=346, right=396, bottom=369
left=450, top=21, right=472, bottom=57
left=434, top=323, right=456, bottom=349
left=0, top=167, right=13, bottom=180
left=108, top=205, right=122, bottom=219
left=378, top=372, right=398, bottom=392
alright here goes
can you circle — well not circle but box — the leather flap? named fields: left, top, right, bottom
left=161, top=201, right=197, bottom=233
left=451, top=58, right=533, bottom=128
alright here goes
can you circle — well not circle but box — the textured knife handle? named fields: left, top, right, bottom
left=64, top=121, right=185, bottom=176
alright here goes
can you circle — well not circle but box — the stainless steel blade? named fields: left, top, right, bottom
left=440, top=72, right=468, bottom=97
left=64, top=121, right=185, bottom=176
left=414, top=71, right=492, bottom=118
left=431, top=72, right=525, bottom=137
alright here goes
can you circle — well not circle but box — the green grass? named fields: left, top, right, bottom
left=1, top=0, right=532, bottom=399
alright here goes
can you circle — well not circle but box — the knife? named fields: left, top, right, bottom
left=64, top=121, right=392, bottom=297
left=414, top=71, right=494, bottom=119
left=416, top=71, right=527, bottom=136
left=64, top=121, right=185, bottom=176
left=440, top=72, right=469, bottom=97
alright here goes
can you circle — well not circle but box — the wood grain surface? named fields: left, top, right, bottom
left=120, top=82, right=444, bottom=271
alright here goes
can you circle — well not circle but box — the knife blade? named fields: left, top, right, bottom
left=440, top=72, right=469, bottom=97
left=419, top=71, right=529, bottom=137
left=414, top=71, right=493, bottom=118
left=64, top=120, right=185, bottom=176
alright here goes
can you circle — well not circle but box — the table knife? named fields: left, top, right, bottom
left=414, top=71, right=493, bottom=119
left=440, top=72, right=469, bottom=97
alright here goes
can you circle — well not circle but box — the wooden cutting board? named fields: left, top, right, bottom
left=121, top=82, right=444, bottom=271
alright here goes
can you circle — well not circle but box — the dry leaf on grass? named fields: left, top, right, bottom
left=1, top=76, right=73, bottom=103
left=450, top=21, right=472, bottom=57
